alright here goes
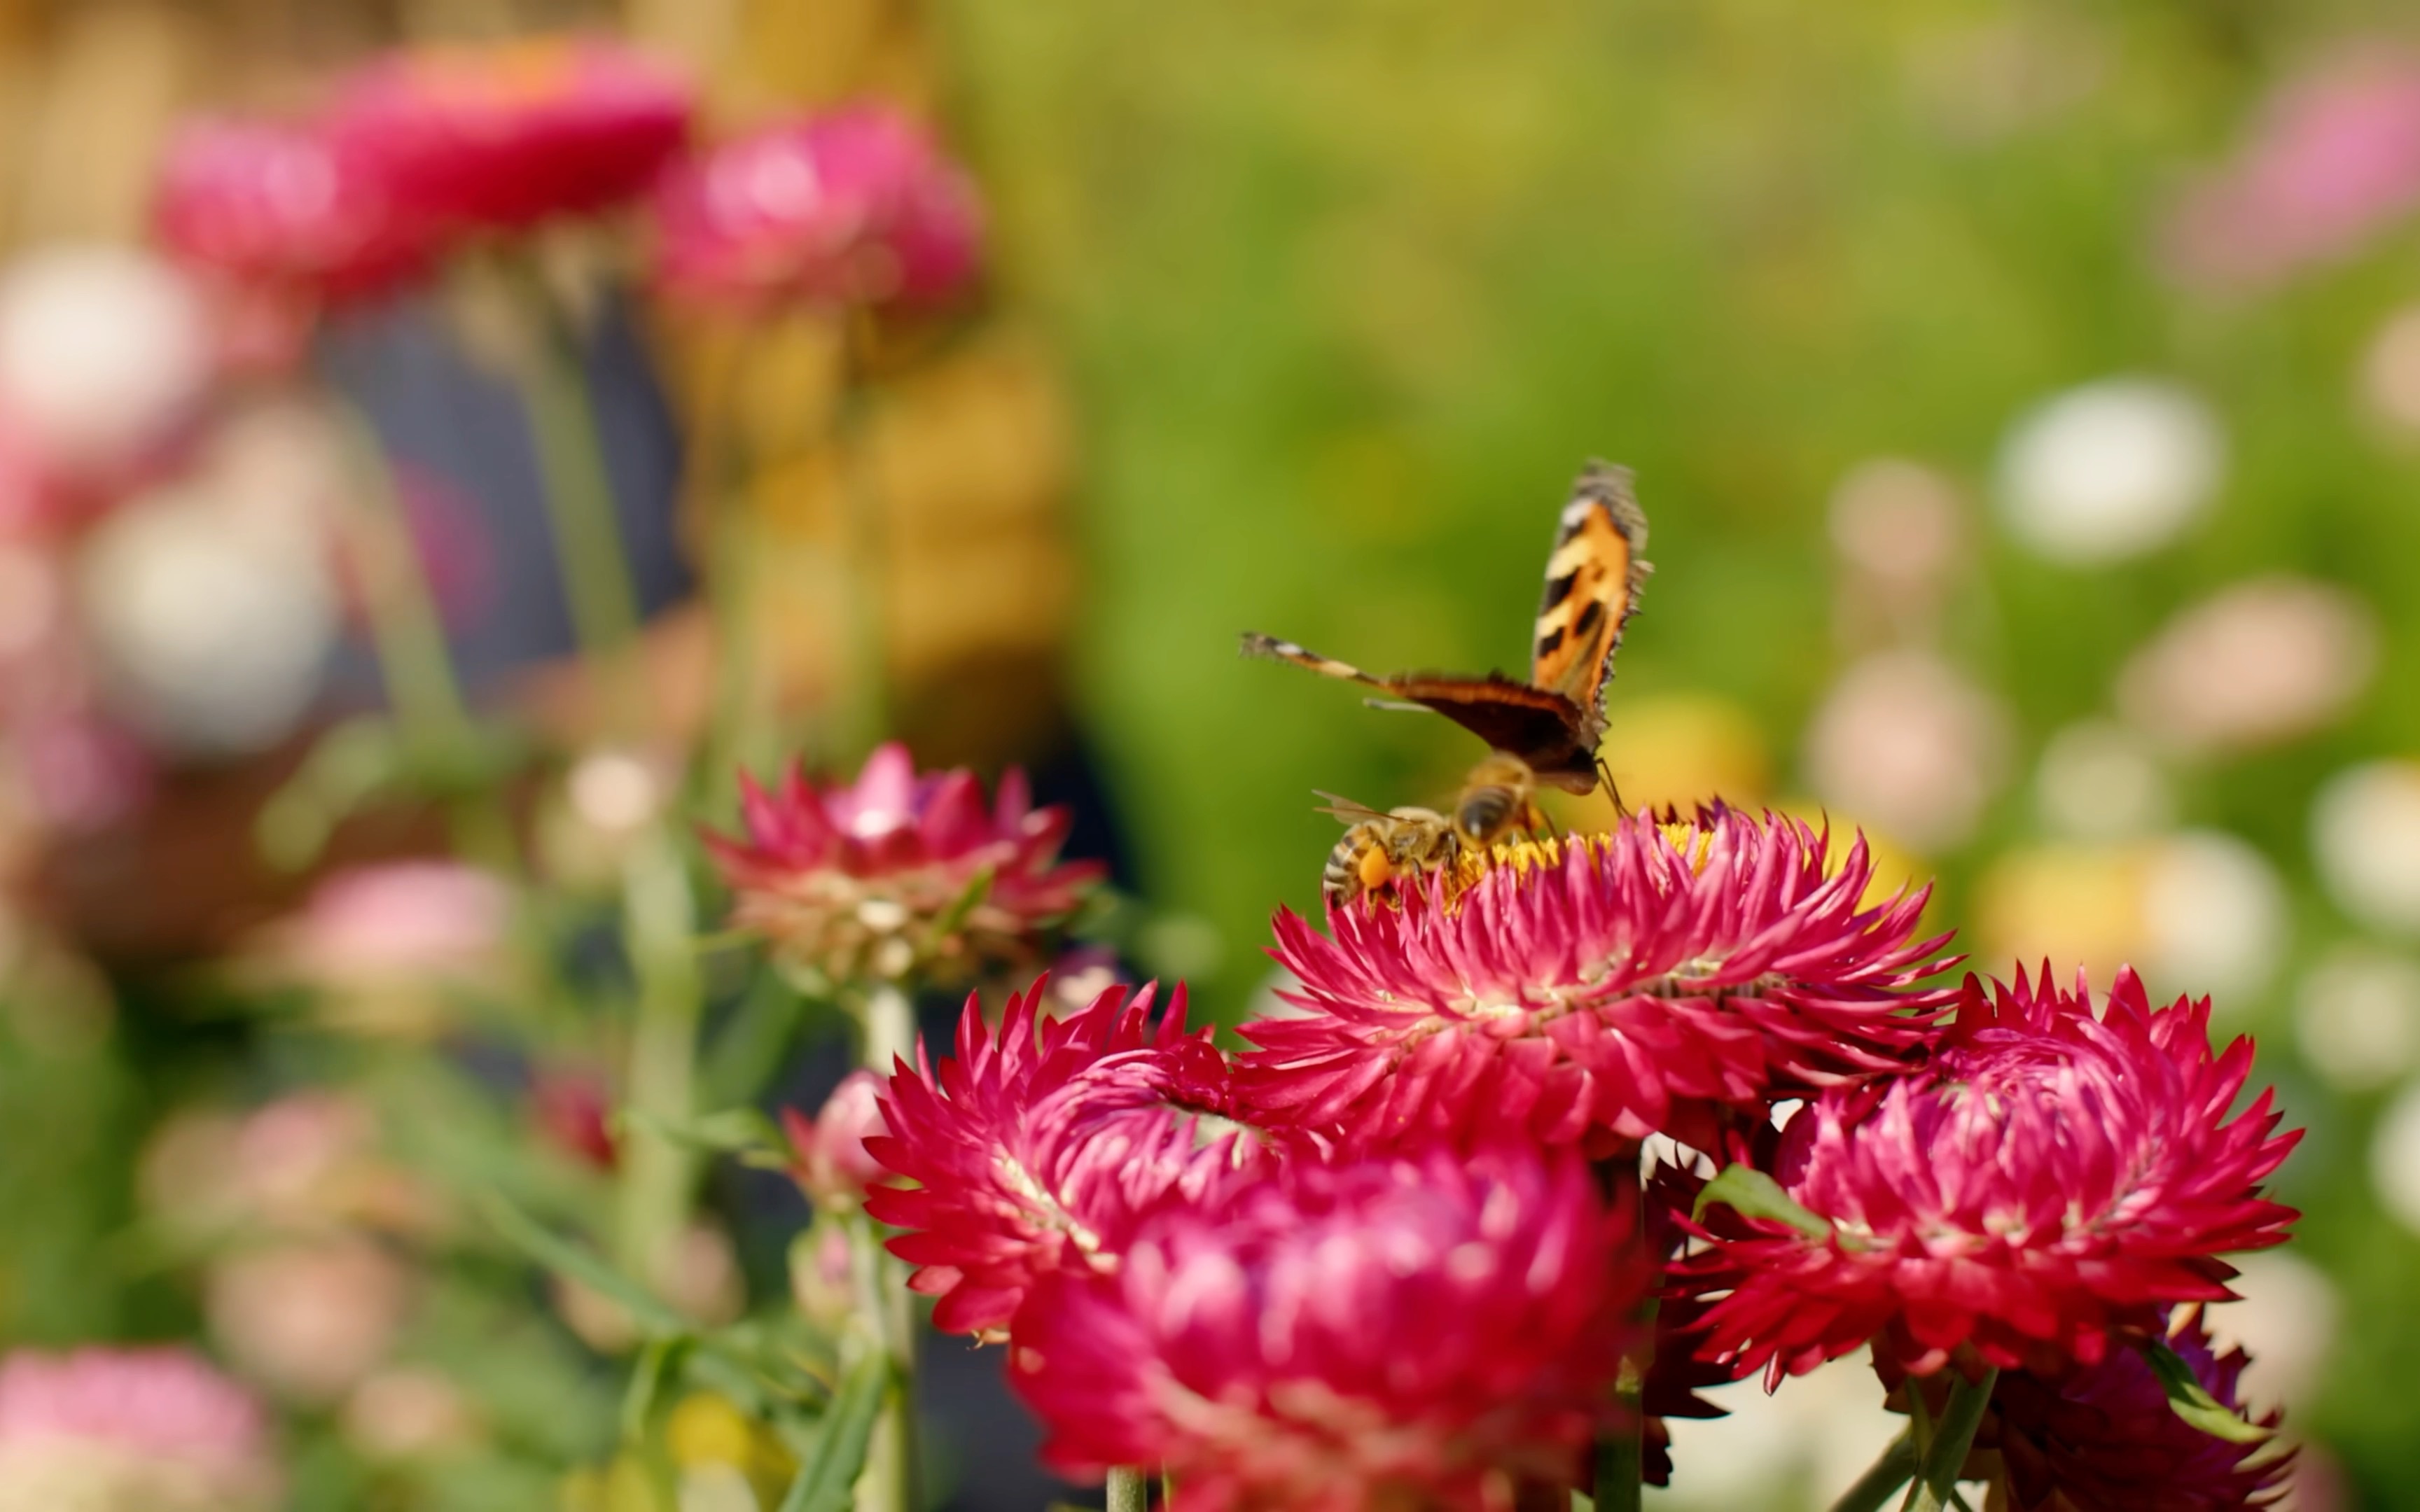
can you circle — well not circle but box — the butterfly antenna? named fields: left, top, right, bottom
left=1596, top=755, right=1632, bottom=820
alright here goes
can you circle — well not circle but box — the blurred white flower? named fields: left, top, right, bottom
left=2311, top=760, right=2420, bottom=935
left=2140, top=829, right=2287, bottom=1003
left=2359, top=303, right=2420, bottom=438
left=76, top=481, right=335, bottom=756
left=2034, top=720, right=2174, bottom=839
left=569, top=747, right=666, bottom=834
left=2295, top=944, right=2420, bottom=1091
left=1658, top=1354, right=1903, bottom=1508
left=1827, top=457, right=1964, bottom=586
left=2204, top=1251, right=2340, bottom=1415
left=2372, top=1079, right=2420, bottom=1234
left=2117, top=577, right=2377, bottom=753
left=1994, top=378, right=2224, bottom=564
left=0, top=245, right=211, bottom=478
left=1803, top=649, right=2011, bottom=852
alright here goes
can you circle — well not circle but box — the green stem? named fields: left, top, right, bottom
left=1590, top=1160, right=1653, bottom=1512
left=852, top=982, right=919, bottom=1512
left=1828, top=1429, right=1917, bottom=1512
left=613, top=826, right=707, bottom=1280
left=1901, top=1370, right=1996, bottom=1512
left=1106, top=1467, right=1150, bottom=1512
left=511, top=265, right=646, bottom=734
left=329, top=401, right=517, bottom=872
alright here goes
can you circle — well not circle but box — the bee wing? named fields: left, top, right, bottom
left=1311, top=790, right=1392, bottom=824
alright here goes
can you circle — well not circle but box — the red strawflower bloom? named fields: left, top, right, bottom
left=1685, top=965, right=2300, bottom=1382
left=652, top=105, right=982, bottom=309
left=780, top=1069, right=891, bottom=1208
left=1010, top=1142, right=1646, bottom=1511
left=152, top=117, right=434, bottom=306
left=1878, top=1308, right=2290, bottom=1511
left=862, top=977, right=1242, bottom=1340
left=706, top=742, right=1103, bottom=988
left=326, top=36, right=693, bottom=236
left=1238, top=807, right=1952, bottom=1156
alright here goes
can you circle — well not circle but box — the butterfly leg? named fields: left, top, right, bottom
left=1595, top=755, right=1632, bottom=819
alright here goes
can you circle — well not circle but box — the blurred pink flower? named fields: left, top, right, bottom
left=2117, top=576, right=2377, bottom=755
left=780, top=1070, right=891, bottom=1208
left=1010, top=1144, right=1646, bottom=1510
left=864, top=978, right=1243, bottom=1340
left=1683, top=966, right=2300, bottom=1385
left=706, top=742, right=1102, bottom=987
left=206, top=1236, right=413, bottom=1405
left=1238, top=808, right=1953, bottom=1156
left=652, top=106, right=982, bottom=309
left=152, top=117, right=435, bottom=307
left=529, top=1065, right=618, bottom=1171
left=272, top=862, right=510, bottom=985
left=2162, top=46, right=2420, bottom=290
left=1878, top=1308, right=2290, bottom=1511
left=0, top=1345, right=279, bottom=1510
left=326, top=37, right=694, bottom=237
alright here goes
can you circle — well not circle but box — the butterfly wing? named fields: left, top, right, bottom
left=1239, top=633, right=1405, bottom=694
left=1388, top=674, right=1598, bottom=792
left=1530, top=462, right=1652, bottom=739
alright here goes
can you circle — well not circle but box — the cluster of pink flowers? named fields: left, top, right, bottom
left=791, top=780, right=2302, bottom=1508
left=0, top=1346, right=279, bottom=1510
left=150, top=35, right=983, bottom=358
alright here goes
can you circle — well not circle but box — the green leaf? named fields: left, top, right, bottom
left=479, top=1194, right=690, bottom=1340
left=1693, top=1163, right=1832, bottom=1239
left=620, top=1105, right=787, bottom=1160
left=2141, top=1339, right=2273, bottom=1446
left=777, top=1351, right=889, bottom=1512
left=620, top=1338, right=686, bottom=1445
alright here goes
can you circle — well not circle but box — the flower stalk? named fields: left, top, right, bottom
left=1827, top=1429, right=1917, bottom=1512
left=1106, top=1466, right=1150, bottom=1512
left=1903, top=1369, right=1995, bottom=1512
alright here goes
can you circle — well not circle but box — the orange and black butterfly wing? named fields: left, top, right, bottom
left=1531, top=461, right=1652, bottom=740
left=1388, top=674, right=1599, bottom=792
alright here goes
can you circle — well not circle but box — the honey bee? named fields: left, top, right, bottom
left=1315, top=755, right=1550, bottom=909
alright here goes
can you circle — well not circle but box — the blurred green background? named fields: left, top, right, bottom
left=1, top=0, right=2416, bottom=1504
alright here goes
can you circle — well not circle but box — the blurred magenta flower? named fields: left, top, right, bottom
left=529, top=1065, right=618, bottom=1171
left=152, top=118, right=434, bottom=307
left=863, top=978, right=1242, bottom=1340
left=1683, top=966, right=2300, bottom=1384
left=706, top=742, right=1102, bottom=986
left=326, top=37, right=693, bottom=237
left=1237, top=808, right=1953, bottom=1156
left=780, top=1070, right=890, bottom=1208
left=2162, top=46, right=2420, bottom=290
left=652, top=106, right=982, bottom=309
left=1009, top=1143, right=1645, bottom=1509
left=0, top=1345, right=279, bottom=1509
left=1878, top=1308, right=2289, bottom=1511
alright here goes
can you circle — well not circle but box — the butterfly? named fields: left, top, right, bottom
left=1240, top=461, right=1652, bottom=796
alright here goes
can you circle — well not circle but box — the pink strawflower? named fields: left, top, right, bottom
left=152, top=117, right=434, bottom=307
left=863, top=977, right=1242, bottom=1341
left=780, top=1070, right=891, bottom=1208
left=1238, top=807, right=1954, bottom=1156
left=326, top=36, right=693, bottom=237
left=0, top=1345, right=279, bottom=1509
left=652, top=106, right=982, bottom=309
left=1878, top=1308, right=2290, bottom=1511
left=1009, top=1143, right=1646, bottom=1510
left=706, top=743, right=1103, bottom=988
left=1684, top=966, right=2300, bottom=1383
left=2161, top=46, right=2420, bottom=290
